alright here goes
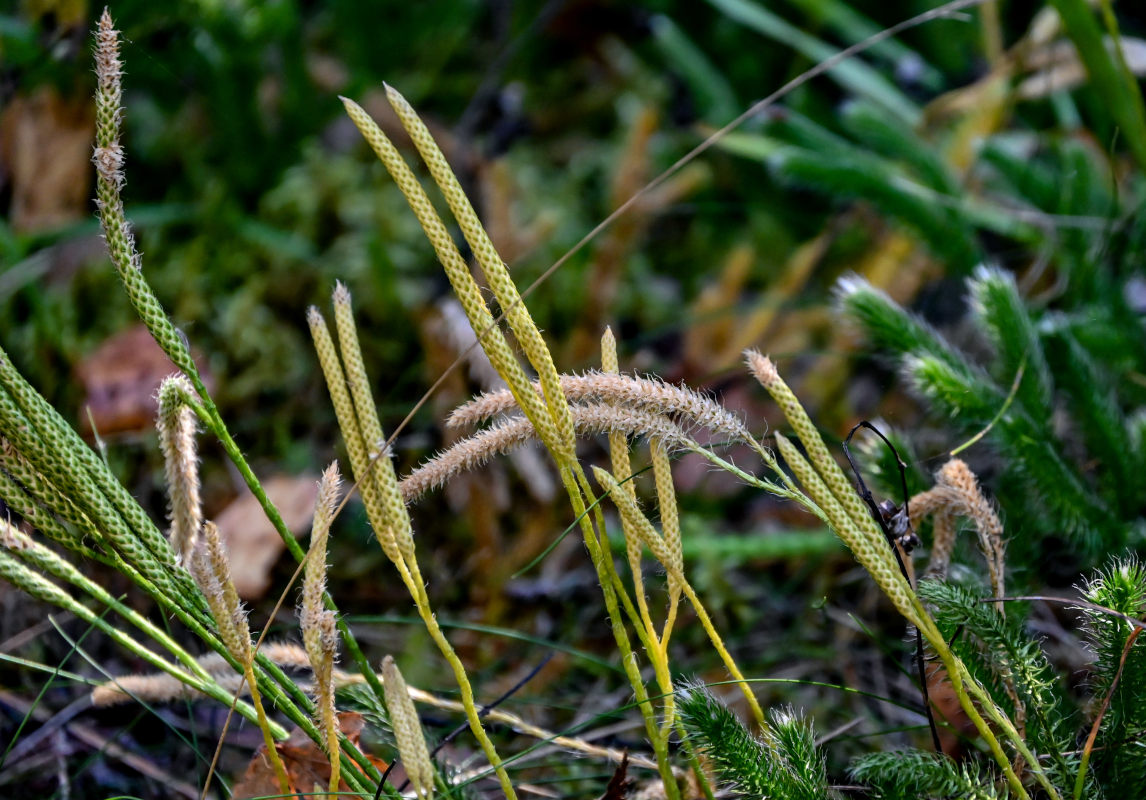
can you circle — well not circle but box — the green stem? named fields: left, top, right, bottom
left=929, top=639, right=1031, bottom=800
left=241, top=659, right=292, bottom=793
left=186, top=397, right=390, bottom=721
left=103, top=545, right=379, bottom=791
left=9, top=535, right=213, bottom=685
left=693, top=444, right=828, bottom=524
left=564, top=466, right=681, bottom=800
left=401, top=558, right=518, bottom=800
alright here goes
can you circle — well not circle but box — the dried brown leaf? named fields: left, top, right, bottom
left=214, top=473, right=319, bottom=599
left=76, top=324, right=213, bottom=436
left=232, top=711, right=386, bottom=799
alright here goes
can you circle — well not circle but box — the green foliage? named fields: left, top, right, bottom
left=768, top=144, right=981, bottom=271
left=1078, top=558, right=1146, bottom=794
left=839, top=101, right=959, bottom=197
left=6, top=2, right=1146, bottom=796
left=977, top=136, right=1146, bottom=308
left=968, top=266, right=1052, bottom=417
left=846, top=559, right=1146, bottom=800
left=714, top=103, right=984, bottom=272
left=837, top=266, right=1135, bottom=572
left=1047, top=330, right=1138, bottom=517
left=850, top=750, right=1006, bottom=800
left=835, top=274, right=977, bottom=378
left=919, top=580, right=1078, bottom=791
left=705, top=0, right=919, bottom=124
left=676, top=683, right=827, bottom=800
left=1049, top=0, right=1146, bottom=170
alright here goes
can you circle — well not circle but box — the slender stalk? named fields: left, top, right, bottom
left=754, top=354, right=1055, bottom=798
left=243, top=660, right=291, bottom=792
left=404, top=558, right=517, bottom=799
left=561, top=467, right=681, bottom=800
left=0, top=524, right=212, bottom=685
left=593, top=467, right=764, bottom=727
left=312, top=295, right=515, bottom=798
left=929, top=640, right=1031, bottom=799
left=0, top=547, right=285, bottom=737
left=601, top=330, right=658, bottom=653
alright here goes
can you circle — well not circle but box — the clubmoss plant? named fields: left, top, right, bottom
left=156, top=376, right=201, bottom=563
left=300, top=463, right=343, bottom=797
left=747, top=351, right=1056, bottom=800
left=5, top=6, right=1146, bottom=799
left=382, top=655, right=437, bottom=800
left=1075, top=559, right=1146, bottom=795
left=592, top=465, right=763, bottom=725
left=340, top=89, right=695, bottom=798
left=923, top=579, right=1079, bottom=791
left=0, top=518, right=268, bottom=728
left=837, top=267, right=1138, bottom=571
left=0, top=13, right=391, bottom=796
left=849, top=557, right=1146, bottom=800
left=676, top=682, right=827, bottom=800
left=850, top=749, right=1007, bottom=800
left=666, top=545, right=1146, bottom=800
left=309, top=288, right=517, bottom=799
left=600, top=327, right=656, bottom=657
left=189, top=521, right=291, bottom=793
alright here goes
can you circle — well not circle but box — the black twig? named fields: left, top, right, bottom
left=843, top=421, right=942, bottom=754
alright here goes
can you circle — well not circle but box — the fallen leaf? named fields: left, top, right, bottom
left=76, top=324, right=214, bottom=437
left=598, top=752, right=631, bottom=800
left=0, top=86, right=94, bottom=233
left=927, top=663, right=978, bottom=756
left=213, top=473, right=320, bottom=599
left=232, top=711, right=386, bottom=799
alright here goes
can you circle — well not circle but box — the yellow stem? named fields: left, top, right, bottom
left=678, top=580, right=764, bottom=727
left=661, top=596, right=680, bottom=652
left=324, top=684, right=341, bottom=798
left=400, top=555, right=517, bottom=800
left=652, top=650, right=676, bottom=740
left=909, top=594, right=1057, bottom=799
left=930, top=640, right=1031, bottom=800
left=561, top=465, right=681, bottom=800
left=243, top=660, right=291, bottom=795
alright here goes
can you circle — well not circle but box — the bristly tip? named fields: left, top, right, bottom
left=320, top=460, right=341, bottom=488
left=333, top=280, right=351, bottom=304
left=743, top=349, right=778, bottom=387
left=831, top=272, right=872, bottom=304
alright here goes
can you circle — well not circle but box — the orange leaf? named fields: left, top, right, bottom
left=213, top=473, right=320, bottom=599
left=76, top=324, right=214, bottom=437
left=232, top=712, right=386, bottom=799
